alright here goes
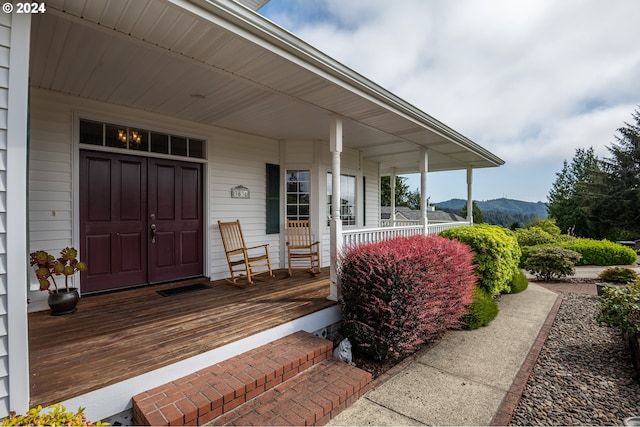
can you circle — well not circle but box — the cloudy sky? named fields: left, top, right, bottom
left=259, top=0, right=640, bottom=203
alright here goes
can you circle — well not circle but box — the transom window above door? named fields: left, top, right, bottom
left=79, top=119, right=206, bottom=159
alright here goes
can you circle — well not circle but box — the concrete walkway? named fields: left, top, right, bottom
left=326, top=263, right=632, bottom=426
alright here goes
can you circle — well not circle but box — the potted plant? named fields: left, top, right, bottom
left=30, top=247, right=87, bottom=316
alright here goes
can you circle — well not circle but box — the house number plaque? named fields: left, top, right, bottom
left=231, top=185, right=250, bottom=199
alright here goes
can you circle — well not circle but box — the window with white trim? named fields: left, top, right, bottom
left=79, top=119, right=205, bottom=159
left=327, top=173, right=356, bottom=226
left=286, top=170, right=310, bottom=220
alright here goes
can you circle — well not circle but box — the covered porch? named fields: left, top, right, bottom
left=11, top=0, right=505, bottom=420
left=28, top=270, right=336, bottom=411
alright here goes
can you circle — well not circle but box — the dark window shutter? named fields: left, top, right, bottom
left=266, top=164, right=280, bottom=234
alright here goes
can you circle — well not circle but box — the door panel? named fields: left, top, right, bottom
left=81, top=152, right=148, bottom=293
left=148, top=158, right=203, bottom=283
left=80, top=151, right=203, bottom=293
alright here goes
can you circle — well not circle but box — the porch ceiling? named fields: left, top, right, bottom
left=30, top=0, right=504, bottom=173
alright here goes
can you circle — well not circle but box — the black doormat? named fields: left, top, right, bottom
left=157, top=283, right=212, bottom=297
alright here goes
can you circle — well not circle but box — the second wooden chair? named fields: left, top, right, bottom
left=286, top=219, right=320, bottom=276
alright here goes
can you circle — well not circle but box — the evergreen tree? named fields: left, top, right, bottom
left=547, top=147, right=599, bottom=236
left=381, top=176, right=421, bottom=209
left=460, top=201, right=483, bottom=223
left=597, top=109, right=640, bottom=239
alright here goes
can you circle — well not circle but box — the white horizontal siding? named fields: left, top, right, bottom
left=28, top=90, right=73, bottom=258
left=284, top=140, right=313, bottom=163
left=209, top=132, right=281, bottom=279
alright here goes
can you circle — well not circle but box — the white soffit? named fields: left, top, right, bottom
left=30, top=0, right=503, bottom=173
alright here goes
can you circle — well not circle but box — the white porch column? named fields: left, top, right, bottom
left=6, top=13, right=32, bottom=416
left=390, top=168, right=396, bottom=227
left=467, top=167, right=474, bottom=224
left=420, top=148, right=429, bottom=232
left=329, top=116, right=342, bottom=301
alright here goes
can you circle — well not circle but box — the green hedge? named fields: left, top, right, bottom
left=440, top=224, right=521, bottom=295
left=521, top=238, right=637, bottom=266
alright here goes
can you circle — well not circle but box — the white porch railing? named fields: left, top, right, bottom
left=379, top=219, right=420, bottom=227
left=342, top=221, right=470, bottom=247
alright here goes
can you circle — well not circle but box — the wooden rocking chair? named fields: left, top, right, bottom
left=218, top=220, right=274, bottom=286
left=286, top=219, right=321, bottom=276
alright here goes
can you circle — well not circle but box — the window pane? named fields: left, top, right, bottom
left=298, top=181, right=310, bottom=193
left=106, top=124, right=127, bottom=148
left=189, top=139, right=205, bottom=159
left=298, top=170, right=310, bottom=182
left=172, top=136, right=188, bottom=156
left=287, top=182, right=300, bottom=193
left=287, top=205, right=299, bottom=217
left=129, top=128, right=149, bottom=151
left=151, top=132, right=169, bottom=154
left=79, top=120, right=103, bottom=146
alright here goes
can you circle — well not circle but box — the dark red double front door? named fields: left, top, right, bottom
left=80, top=151, right=203, bottom=293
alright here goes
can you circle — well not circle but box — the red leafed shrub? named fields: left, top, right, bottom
left=340, top=234, right=477, bottom=362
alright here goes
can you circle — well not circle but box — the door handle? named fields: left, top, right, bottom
left=150, top=223, right=157, bottom=243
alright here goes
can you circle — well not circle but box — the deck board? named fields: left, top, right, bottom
left=28, top=270, right=334, bottom=407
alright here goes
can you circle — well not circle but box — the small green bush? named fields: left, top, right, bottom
left=521, top=238, right=638, bottom=266
left=515, top=226, right=556, bottom=247
left=524, top=246, right=582, bottom=281
left=462, top=288, right=499, bottom=330
left=598, top=267, right=640, bottom=284
left=506, top=268, right=529, bottom=294
left=440, top=224, right=521, bottom=295
left=561, top=239, right=637, bottom=266
left=597, top=284, right=640, bottom=334
left=1, top=404, right=108, bottom=426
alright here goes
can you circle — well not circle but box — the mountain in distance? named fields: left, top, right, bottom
left=434, top=198, right=548, bottom=219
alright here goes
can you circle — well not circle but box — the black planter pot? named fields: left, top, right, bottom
left=625, top=332, right=640, bottom=382
left=48, top=288, right=79, bottom=316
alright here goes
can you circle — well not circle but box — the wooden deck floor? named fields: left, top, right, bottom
left=28, top=269, right=334, bottom=408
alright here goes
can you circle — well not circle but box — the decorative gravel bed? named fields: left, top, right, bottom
left=510, top=293, right=640, bottom=426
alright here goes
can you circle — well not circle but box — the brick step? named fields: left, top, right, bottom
left=208, top=357, right=372, bottom=426
left=132, top=331, right=369, bottom=426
